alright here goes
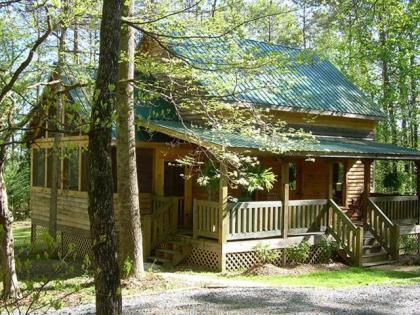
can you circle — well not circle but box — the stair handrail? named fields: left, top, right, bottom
left=328, top=199, right=364, bottom=266
left=367, top=198, right=400, bottom=259
left=150, top=196, right=177, bottom=248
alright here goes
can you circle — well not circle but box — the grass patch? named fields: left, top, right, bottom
left=13, top=220, right=31, bottom=250
left=236, top=267, right=420, bottom=288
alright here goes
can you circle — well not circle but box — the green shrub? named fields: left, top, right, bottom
left=286, top=241, right=311, bottom=264
left=318, top=236, right=338, bottom=263
left=401, top=235, right=419, bottom=255
left=4, top=157, right=30, bottom=220
left=254, top=243, right=279, bottom=265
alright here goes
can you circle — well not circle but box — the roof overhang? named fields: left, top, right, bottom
left=139, top=119, right=420, bottom=161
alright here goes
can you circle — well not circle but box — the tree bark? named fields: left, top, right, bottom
left=0, top=148, right=20, bottom=299
left=49, top=27, right=66, bottom=240
left=87, top=0, right=123, bottom=313
left=116, top=0, right=145, bottom=278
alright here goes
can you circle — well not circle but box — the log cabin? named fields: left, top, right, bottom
left=29, top=37, right=420, bottom=271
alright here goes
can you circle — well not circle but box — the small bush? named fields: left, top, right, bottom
left=286, top=241, right=311, bottom=264
left=318, top=236, right=338, bottom=263
left=254, top=243, right=279, bottom=265
left=401, top=235, right=419, bottom=255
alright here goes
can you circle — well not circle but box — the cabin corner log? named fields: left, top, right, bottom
left=362, top=159, right=373, bottom=226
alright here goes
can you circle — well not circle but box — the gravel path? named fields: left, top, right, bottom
left=57, top=285, right=420, bottom=315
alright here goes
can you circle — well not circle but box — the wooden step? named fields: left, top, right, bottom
left=363, top=260, right=397, bottom=267
left=362, top=252, right=390, bottom=264
left=362, top=244, right=383, bottom=255
left=146, top=256, right=172, bottom=266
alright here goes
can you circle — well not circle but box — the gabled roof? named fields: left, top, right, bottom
left=164, top=38, right=385, bottom=119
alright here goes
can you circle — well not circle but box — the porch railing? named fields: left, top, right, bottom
left=193, top=199, right=220, bottom=240
left=328, top=199, right=363, bottom=266
left=367, top=199, right=399, bottom=259
left=227, top=201, right=283, bottom=240
left=142, top=196, right=179, bottom=256
left=369, top=196, right=419, bottom=223
left=288, top=199, right=328, bottom=234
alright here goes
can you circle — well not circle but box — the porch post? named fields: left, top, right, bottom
left=327, top=161, right=334, bottom=226
left=184, top=166, right=193, bottom=227
left=153, top=149, right=164, bottom=196
left=218, top=163, right=229, bottom=272
left=362, top=159, right=373, bottom=226
left=280, top=160, right=289, bottom=239
left=415, top=161, right=420, bottom=197
left=415, top=161, right=420, bottom=224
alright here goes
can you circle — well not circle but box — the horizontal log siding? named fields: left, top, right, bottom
left=346, top=160, right=365, bottom=207
left=30, top=188, right=152, bottom=231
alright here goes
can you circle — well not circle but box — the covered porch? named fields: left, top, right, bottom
left=140, top=120, right=420, bottom=271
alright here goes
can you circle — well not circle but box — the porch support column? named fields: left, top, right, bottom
left=362, top=159, right=373, bottom=226
left=280, top=160, right=289, bottom=239
left=327, top=161, right=334, bottom=226
left=153, top=149, right=164, bottom=196
left=415, top=161, right=420, bottom=224
left=184, top=166, right=193, bottom=227
left=218, top=163, right=228, bottom=272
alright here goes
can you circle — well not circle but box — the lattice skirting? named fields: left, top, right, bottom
left=226, top=246, right=327, bottom=271
left=31, top=224, right=92, bottom=259
left=184, top=248, right=220, bottom=271
left=399, top=233, right=420, bottom=255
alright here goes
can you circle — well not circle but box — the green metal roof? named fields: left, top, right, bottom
left=168, top=38, right=385, bottom=118
left=143, top=120, right=420, bottom=159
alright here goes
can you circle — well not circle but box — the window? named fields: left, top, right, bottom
left=80, top=149, right=88, bottom=192
left=32, top=149, right=46, bottom=187
left=63, top=148, right=79, bottom=191
left=289, top=162, right=297, bottom=191
left=333, top=162, right=345, bottom=205
left=32, top=149, right=45, bottom=187
left=46, top=148, right=61, bottom=188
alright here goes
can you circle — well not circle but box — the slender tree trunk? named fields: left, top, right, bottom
left=0, top=147, right=20, bottom=299
left=116, top=0, right=145, bottom=279
left=49, top=27, right=66, bottom=239
left=87, top=0, right=122, bottom=313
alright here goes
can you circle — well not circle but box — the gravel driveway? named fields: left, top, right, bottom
left=58, top=285, right=420, bottom=315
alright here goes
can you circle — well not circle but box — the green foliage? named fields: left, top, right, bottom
left=254, top=243, right=279, bottom=265
left=401, top=235, right=419, bottom=256
left=122, top=257, right=133, bottom=278
left=285, top=241, right=311, bottom=265
left=4, top=155, right=30, bottom=220
left=318, top=236, right=338, bottom=263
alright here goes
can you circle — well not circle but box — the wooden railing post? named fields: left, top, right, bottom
left=355, top=227, right=364, bottom=266
left=153, top=150, right=164, bottom=197
left=280, top=160, right=289, bottom=239
left=171, top=197, right=178, bottom=233
left=391, top=225, right=400, bottom=260
left=416, top=161, right=420, bottom=224
left=218, top=163, right=229, bottom=272
left=362, top=159, right=373, bottom=226
left=142, top=215, right=152, bottom=258
left=184, top=166, right=193, bottom=227
left=327, top=161, right=334, bottom=227
left=192, top=199, right=198, bottom=239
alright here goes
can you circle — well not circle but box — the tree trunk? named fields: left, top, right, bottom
left=0, top=148, right=20, bottom=299
left=49, top=27, right=66, bottom=240
left=116, top=0, right=145, bottom=279
left=87, top=0, right=122, bottom=313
